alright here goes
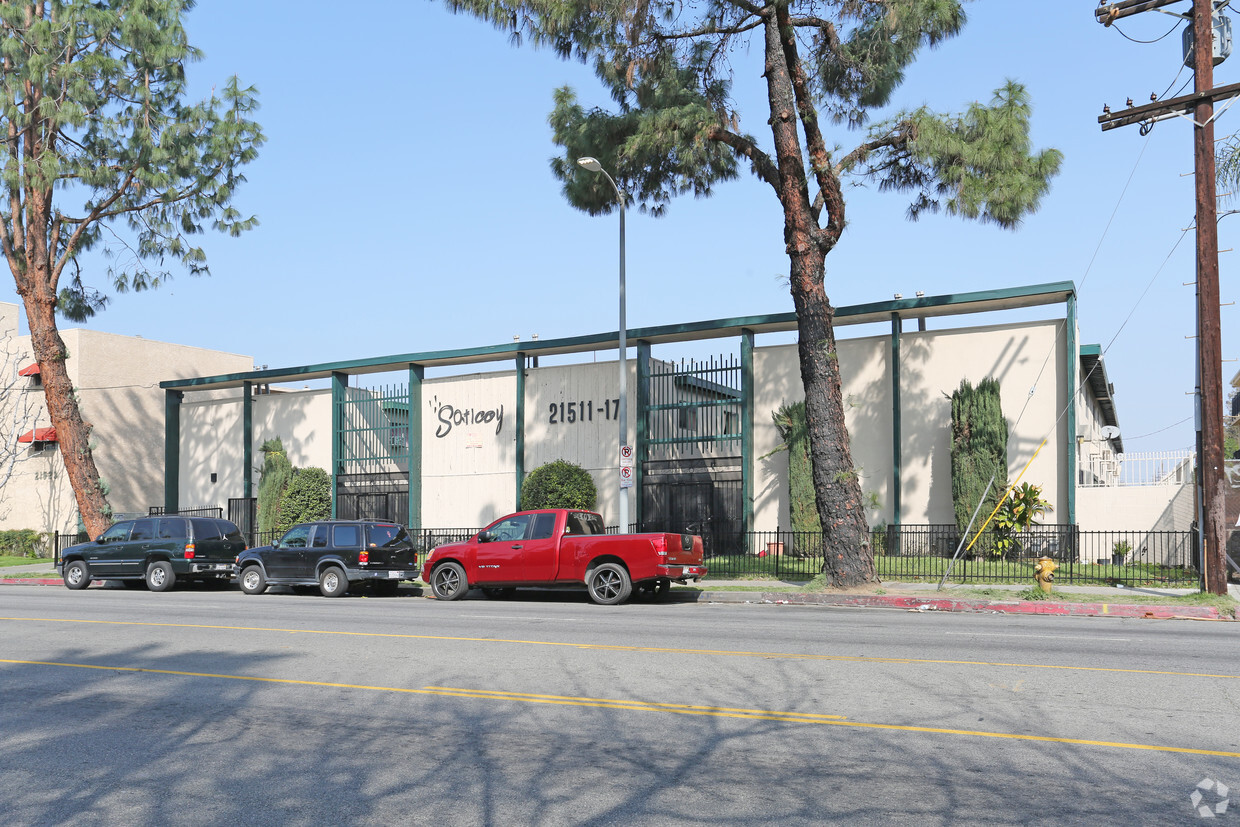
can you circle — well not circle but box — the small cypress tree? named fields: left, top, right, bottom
left=257, top=438, right=294, bottom=535
left=950, top=379, right=1008, bottom=544
left=277, top=467, right=332, bottom=534
left=772, top=402, right=822, bottom=539
left=521, top=460, right=597, bottom=511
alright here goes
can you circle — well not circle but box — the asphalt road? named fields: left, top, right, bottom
left=2, top=586, right=1238, bottom=825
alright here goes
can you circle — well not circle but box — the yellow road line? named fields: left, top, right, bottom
left=4, top=658, right=1238, bottom=758
left=1, top=615, right=1237, bottom=680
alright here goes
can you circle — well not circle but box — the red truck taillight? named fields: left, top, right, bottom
left=653, top=536, right=667, bottom=557
left=184, top=544, right=195, bottom=559
left=359, top=550, right=370, bottom=564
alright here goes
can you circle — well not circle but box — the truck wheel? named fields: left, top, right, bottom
left=430, top=562, right=468, bottom=601
left=63, top=560, right=91, bottom=590
left=145, top=561, right=175, bottom=592
left=239, top=565, right=267, bottom=595
left=587, top=563, right=632, bottom=605
left=319, top=566, right=349, bottom=598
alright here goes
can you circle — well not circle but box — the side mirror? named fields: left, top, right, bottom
left=478, top=530, right=493, bottom=543
left=271, top=540, right=281, bottom=549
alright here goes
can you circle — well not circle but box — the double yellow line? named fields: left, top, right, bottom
left=4, top=657, right=1240, bottom=758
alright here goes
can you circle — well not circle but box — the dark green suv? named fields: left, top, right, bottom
left=58, top=516, right=246, bottom=591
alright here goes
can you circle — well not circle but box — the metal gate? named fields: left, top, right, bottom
left=335, top=381, right=411, bottom=523
left=640, top=354, right=744, bottom=555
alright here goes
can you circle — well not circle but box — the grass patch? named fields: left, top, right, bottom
left=0, top=555, right=53, bottom=569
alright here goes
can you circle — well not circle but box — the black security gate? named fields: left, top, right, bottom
left=336, top=471, right=409, bottom=524
left=640, top=354, right=744, bottom=555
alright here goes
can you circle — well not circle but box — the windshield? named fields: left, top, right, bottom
left=368, top=524, right=413, bottom=549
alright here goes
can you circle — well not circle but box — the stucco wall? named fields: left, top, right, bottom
left=753, top=319, right=1065, bottom=533
left=0, top=303, right=252, bottom=533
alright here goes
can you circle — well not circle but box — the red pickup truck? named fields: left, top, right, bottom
left=421, top=509, right=706, bottom=605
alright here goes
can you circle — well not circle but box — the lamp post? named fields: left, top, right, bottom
left=577, top=156, right=628, bottom=533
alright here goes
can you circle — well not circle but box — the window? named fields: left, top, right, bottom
left=489, top=516, right=530, bottom=542
left=565, top=512, right=605, bottom=536
left=333, top=524, right=362, bottom=548
left=129, top=519, right=157, bottom=541
left=311, top=525, right=329, bottom=548
left=531, top=513, right=557, bottom=540
left=99, top=522, right=133, bottom=543
left=280, top=525, right=311, bottom=548
left=188, top=518, right=219, bottom=541
left=367, top=524, right=412, bottom=549
left=678, top=406, right=698, bottom=431
left=160, top=518, right=190, bottom=540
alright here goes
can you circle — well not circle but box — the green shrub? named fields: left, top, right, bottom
left=771, top=401, right=822, bottom=537
left=950, top=378, right=1008, bottom=549
left=0, top=529, right=46, bottom=558
left=521, top=460, right=597, bottom=511
left=277, top=467, right=332, bottom=534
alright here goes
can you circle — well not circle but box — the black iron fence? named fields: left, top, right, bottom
left=707, top=525, right=1199, bottom=587
left=51, top=520, right=1199, bottom=588
left=148, top=505, right=224, bottom=519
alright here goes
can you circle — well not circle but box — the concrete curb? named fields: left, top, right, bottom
left=1, top=576, right=1227, bottom=620
left=691, top=590, right=1227, bottom=620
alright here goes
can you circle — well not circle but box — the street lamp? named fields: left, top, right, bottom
left=577, top=156, right=629, bottom=533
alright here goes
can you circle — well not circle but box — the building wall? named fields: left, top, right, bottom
left=0, top=301, right=252, bottom=534
left=753, top=318, right=1065, bottom=533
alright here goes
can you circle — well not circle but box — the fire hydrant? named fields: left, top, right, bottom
left=1034, top=556, right=1057, bottom=594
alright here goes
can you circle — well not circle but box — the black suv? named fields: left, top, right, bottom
left=235, top=521, right=419, bottom=597
left=58, top=516, right=246, bottom=591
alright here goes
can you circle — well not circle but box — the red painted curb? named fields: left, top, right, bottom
left=753, top=592, right=1225, bottom=620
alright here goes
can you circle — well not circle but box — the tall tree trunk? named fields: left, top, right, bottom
left=763, top=11, right=874, bottom=586
left=16, top=285, right=111, bottom=538
left=790, top=256, right=876, bottom=586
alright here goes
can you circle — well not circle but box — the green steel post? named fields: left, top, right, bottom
left=515, top=354, right=526, bottom=510
left=741, top=330, right=755, bottom=541
left=331, top=371, right=347, bottom=519
left=890, top=313, right=902, bottom=531
left=164, top=390, right=182, bottom=514
left=636, top=340, right=651, bottom=529
left=409, top=365, right=424, bottom=531
left=1066, top=292, right=1078, bottom=526
left=242, top=382, right=253, bottom=503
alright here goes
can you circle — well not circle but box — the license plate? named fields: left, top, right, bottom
left=388, top=571, right=402, bottom=579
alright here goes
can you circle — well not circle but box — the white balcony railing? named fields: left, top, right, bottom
left=1079, top=450, right=1196, bottom=488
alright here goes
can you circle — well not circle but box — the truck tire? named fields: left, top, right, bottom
left=319, top=566, right=349, bottom=598
left=430, top=562, right=468, bottom=601
left=587, top=563, right=632, bottom=605
left=239, top=565, right=267, bottom=595
left=63, top=559, right=91, bottom=590
left=145, top=561, right=175, bottom=592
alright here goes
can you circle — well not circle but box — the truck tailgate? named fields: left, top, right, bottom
left=664, top=533, right=704, bottom=565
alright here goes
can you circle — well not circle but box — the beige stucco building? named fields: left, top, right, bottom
left=0, top=301, right=251, bottom=534
left=164, top=283, right=1188, bottom=561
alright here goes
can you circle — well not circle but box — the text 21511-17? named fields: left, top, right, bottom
left=549, top=399, right=620, bottom=424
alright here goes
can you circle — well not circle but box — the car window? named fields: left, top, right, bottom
left=280, top=525, right=311, bottom=548
left=130, top=519, right=157, bottom=541
left=531, top=513, right=557, bottom=540
left=489, top=515, right=530, bottom=542
left=565, top=512, right=605, bottom=536
left=217, top=520, right=245, bottom=543
left=159, top=518, right=189, bottom=540
left=367, top=524, right=412, bottom=549
left=99, top=522, right=133, bottom=543
left=190, top=518, right=221, bottom=542
left=311, top=525, right=329, bottom=548
left=333, top=524, right=361, bottom=548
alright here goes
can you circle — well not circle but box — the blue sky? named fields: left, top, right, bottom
left=1, top=1, right=1234, bottom=453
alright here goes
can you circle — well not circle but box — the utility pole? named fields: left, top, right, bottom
left=1097, top=0, right=1231, bottom=594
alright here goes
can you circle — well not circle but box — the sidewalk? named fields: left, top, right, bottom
left=2, top=563, right=1233, bottom=620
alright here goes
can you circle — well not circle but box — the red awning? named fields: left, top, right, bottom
left=17, top=427, right=56, bottom=443
left=17, top=362, right=39, bottom=377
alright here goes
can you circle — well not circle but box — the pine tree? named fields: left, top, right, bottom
left=441, top=0, right=1060, bottom=585
left=0, top=2, right=263, bottom=536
